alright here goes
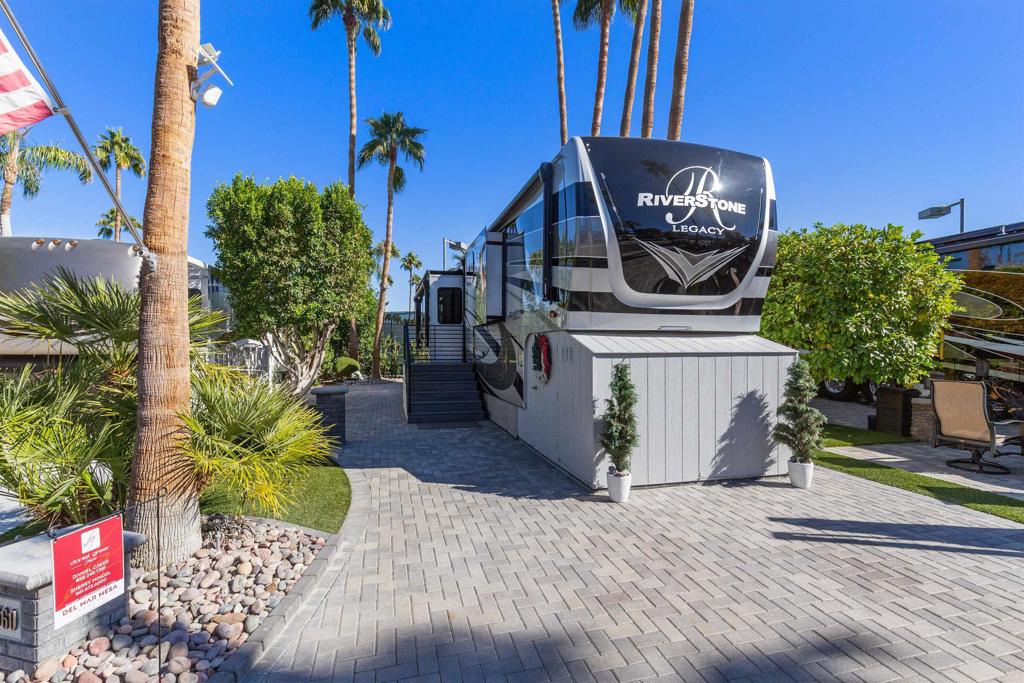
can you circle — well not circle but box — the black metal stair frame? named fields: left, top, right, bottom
left=403, top=324, right=486, bottom=423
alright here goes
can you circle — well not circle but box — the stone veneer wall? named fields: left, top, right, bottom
left=910, top=397, right=934, bottom=443
left=311, top=385, right=348, bottom=445
left=0, top=533, right=143, bottom=673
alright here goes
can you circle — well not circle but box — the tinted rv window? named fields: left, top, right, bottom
left=437, top=287, right=463, bottom=325
left=583, top=137, right=767, bottom=297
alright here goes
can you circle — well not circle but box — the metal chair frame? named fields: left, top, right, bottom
left=931, top=380, right=1010, bottom=475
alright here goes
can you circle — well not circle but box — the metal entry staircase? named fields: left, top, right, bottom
left=403, top=324, right=486, bottom=423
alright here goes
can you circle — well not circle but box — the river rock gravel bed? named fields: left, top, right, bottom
left=13, top=520, right=325, bottom=683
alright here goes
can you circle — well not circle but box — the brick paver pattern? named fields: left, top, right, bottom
left=248, top=382, right=1024, bottom=683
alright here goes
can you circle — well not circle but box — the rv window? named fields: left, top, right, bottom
left=437, top=287, right=463, bottom=325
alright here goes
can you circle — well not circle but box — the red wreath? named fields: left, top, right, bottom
left=537, top=334, right=552, bottom=383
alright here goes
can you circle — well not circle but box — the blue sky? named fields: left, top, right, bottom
left=5, top=0, right=1023, bottom=309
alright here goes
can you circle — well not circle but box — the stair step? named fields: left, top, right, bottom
left=410, top=399, right=484, bottom=413
left=408, top=413, right=485, bottom=424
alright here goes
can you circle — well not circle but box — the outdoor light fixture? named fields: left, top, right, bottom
left=918, top=198, right=965, bottom=233
left=442, top=238, right=468, bottom=270
left=191, top=42, right=233, bottom=108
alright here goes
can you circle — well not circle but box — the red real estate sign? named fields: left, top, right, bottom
left=51, top=514, right=125, bottom=629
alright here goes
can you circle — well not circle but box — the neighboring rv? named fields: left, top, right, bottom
left=931, top=221, right=1024, bottom=385
left=0, top=236, right=232, bottom=362
left=414, top=137, right=797, bottom=488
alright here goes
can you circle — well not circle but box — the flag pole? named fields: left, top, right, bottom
left=0, top=0, right=151, bottom=262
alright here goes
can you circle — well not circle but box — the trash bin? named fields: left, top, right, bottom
left=875, top=386, right=915, bottom=436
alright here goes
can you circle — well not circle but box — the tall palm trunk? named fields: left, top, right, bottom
left=371, top=152, right=396, bottom=379
left=551, top=0, right=568, bottom=146
left=619, top=0, right=648, bottom=137
left=591, top=0, right=613, bottom=136
left=666, top=0, right=694, bottom=141
left=345, top=9, right=358, bottom=198
left=114, top=166, right=122, bottom=242
left=0, top=133, right=20, bottom=237
left=408, top=277, right=413, bottom=313
left=640, top=0, right=661, bottom=138
left=128, top=0, right=201, bottom=569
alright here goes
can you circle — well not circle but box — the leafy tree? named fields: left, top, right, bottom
left=772, top=358, right=825, bottom=464
left=206, top=175, right=374, bottom=396
left=93, top=127, right=146, bottom=241
left=358, top=111, right=426, bottom=379
left=599, top=361, right=639, bottom=474
left=400, top=250, right=422, bottom=311
left=96, top=207, right=141, bottom=240
left=761, top=223, right=962, bottom=386
left=0, top=131, right=92, bottom=236
left=309, top=0, right=391, bottom=199
left=574, top=0, right=615, bottom=135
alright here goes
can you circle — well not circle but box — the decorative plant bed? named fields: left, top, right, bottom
left=10, top=518, right=325, bottom=683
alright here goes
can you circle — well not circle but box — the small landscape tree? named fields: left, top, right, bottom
left=599, top=360, right=639, bottom=473
left=771, top=358, right=825, bottom=464
left=206, top=175, right=374, bottom=395
left=761, top=223, right=961, bottom=386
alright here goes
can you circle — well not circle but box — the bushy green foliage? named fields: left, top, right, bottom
left=183, top=373, right=333, bottom=517
left=772, top=358, right=826, bottom=464
left=0, top=273, right=331, bottom=530
left=761, top=223, right=961, bottom=385
left=319, top=347, right=361, bottom=383
left=206, top=176, right=374, bottom=394
left=599, top=361, right=639, bottom=473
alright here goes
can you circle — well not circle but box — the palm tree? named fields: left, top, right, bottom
left=94, top=128, right=146, bottom=242
left=575, top=0, right=615, bottom=136
left=619, top=0, right=648, bottom=136
left=400, top=250, right=422, bottom=312
left=551, top=0, right=568, bottom=146
left=409, top=273, right=421, bottom=314
left=666, top=0, right=695, bottom=140
left=357, top=112, right=425, bottom=379
left=96, top=207, right=141, bottom=240
left=373, top=240, right=399, bottom=285
left=639, top=0, right=661, bottom=138
left=309, top=0, right=391, bottom=199
left=128, top=0, right=202, bottom=568
left=0, top=131, right=92, bottom=237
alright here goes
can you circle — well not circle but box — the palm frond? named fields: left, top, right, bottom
left=308, top=0, right=342, bottom=29
left=362, top=25, right=381, bottom=55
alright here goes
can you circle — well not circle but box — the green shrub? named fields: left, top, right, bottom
left=318, top=347, right=360, bottom=383
left=599, top=361, right=639, bottom=474
left=772, top=358, right=826, bottom=463
left=183, top=372, right=333, bottom=516
left=0, top=272, right=332, bottom=530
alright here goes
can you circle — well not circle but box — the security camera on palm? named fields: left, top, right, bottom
left=412, top=137, right=797, bottom=488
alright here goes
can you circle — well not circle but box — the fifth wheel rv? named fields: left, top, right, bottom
left=414, top=137, right=798, bottom=489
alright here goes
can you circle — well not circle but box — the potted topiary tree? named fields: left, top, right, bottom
left=600, top=361, right=639, bottom=503
left=772, top=357, right=826, bottom=489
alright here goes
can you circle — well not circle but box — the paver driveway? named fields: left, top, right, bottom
left=248, top=382, right=1024, bottom=683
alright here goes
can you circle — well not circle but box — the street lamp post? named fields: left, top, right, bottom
left=918, top=198, right=965, bottom=234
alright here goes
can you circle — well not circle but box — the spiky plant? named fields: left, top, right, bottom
left=600, top=361, right=639, bottom=474
left=772, top=358, right=826, bottom=464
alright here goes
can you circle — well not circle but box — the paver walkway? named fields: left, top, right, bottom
left=248, top=382, right=1024, bottom=683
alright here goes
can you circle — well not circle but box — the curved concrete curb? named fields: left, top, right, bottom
left=208, top=463, right=370, bottom=683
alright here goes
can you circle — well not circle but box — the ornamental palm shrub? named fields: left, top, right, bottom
left=0, top=272, right=330, bottom=530
left=772, top=358, right=826, bottom=464
left=599, top=361, right=639, bottom=474
left=183, top=372, right=333, bottom=516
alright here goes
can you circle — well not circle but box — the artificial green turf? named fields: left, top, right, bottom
left=816, top=442, right=1024, bottom=526
left=822, top=423, right=915, bottom=448
left=200, top=463, right=351, bottom=534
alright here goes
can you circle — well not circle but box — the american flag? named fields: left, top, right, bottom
left=0, top=25, right=53, bottom=135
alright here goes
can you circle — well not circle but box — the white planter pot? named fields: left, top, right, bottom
left=788, top=460, right=814, bottom=489
left=607, top=470, right=632, bottom=503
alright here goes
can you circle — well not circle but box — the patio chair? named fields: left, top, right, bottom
left=931, top=379, right=1010, bottom=475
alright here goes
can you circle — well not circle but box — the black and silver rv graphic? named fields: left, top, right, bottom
left=583, top=137, right=767, bottom=298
